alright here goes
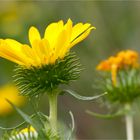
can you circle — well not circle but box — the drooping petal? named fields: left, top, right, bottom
left=0, top=39, right=28, bottom=65
left=5, top=39, right=23, bottom=51
left=71, top=23, right=93, bottom=42
left=69, top=27, right=94, bottom=48
left=0, top=51, right=24, bottom=65
left=29, top=26, right=41, bottom=47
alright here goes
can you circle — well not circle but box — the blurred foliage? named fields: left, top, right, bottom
left=0, top=0, right=140, bottom=139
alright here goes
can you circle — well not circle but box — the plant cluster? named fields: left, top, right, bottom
left=0, top=19, right=140, bottom=140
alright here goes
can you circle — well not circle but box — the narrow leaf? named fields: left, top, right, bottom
left=63, top=89, right=107, bottom=101
left=86, top=110, right=124, bottom=119
left=6, top=99, right=47, bottom=139
left=67, top=111, right=75, bottom=140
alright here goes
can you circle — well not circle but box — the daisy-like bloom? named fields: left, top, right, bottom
left=0, top=84, right=25, bottom=116
left=0, top=19, right=95, bottom=68
left=96, top=50, right=139, bottom=86
left=0, top=19, right=95, bottom=97
left=9, top=126, right=37, bottom=140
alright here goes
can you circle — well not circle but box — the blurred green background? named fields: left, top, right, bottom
left=0, top=0, right=140, bottom=139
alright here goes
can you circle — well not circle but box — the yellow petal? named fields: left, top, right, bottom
left=5, top=39, right=23, bottom=51
left=29, top=26, right=41, bottom=47
left=71, top=23, right=93, bottom=42
left=39, top=39, right=50, bottom=56
left=5, top=39, right=30, bottom=64
left=64, top=19, right=73, bottom=39
left=57, top=20, right=64, bottom=31
left=44, top=20, right=64, bottom=47
left=22, top=45, right=33, bottom=58
left=31, top=39, right=51, bottom=66
left=32, top=40, right=43, bottom=59
left=51, top=19, right=73, bottom=60
left=41, top=39, right=51, bottom=64
left=51, top=29, right=69, bottom=61
left=20, top=126, right=35, bottom=133
left=0, top=39, right=27, bottom=65
left=0, top=51, right=24, bottom=65
left=21, top=45, right=36, bottom=66
left=69, top=27, right=94, bottom=48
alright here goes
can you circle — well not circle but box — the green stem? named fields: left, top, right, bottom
left=48, top=92, right=58, bottom=133
left=125, top=104, right=134, bottom=140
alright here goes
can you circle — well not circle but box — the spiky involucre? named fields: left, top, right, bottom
left=14, top=52, right=81, bottom=97
left=105, top=69, right=140, bottom=104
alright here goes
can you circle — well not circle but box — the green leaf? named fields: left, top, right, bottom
left=6, top=99, right=47, bottom=139
left=0, top=122, right=25, bottom=131
left=62, top=89, right=107, bottom=101
left=0, top=113, right=39, bottom=131
left=67, top=111, right=75, bottom=140
left=86, top=109, right=125, bottom=119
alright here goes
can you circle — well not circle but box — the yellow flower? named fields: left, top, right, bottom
left=0, top=19, right=95, bottom=68
left=96, top=50, right=139, bottom=86
left=0, top=84, right=25, bottom=116
left=20, top=126, right=35, bottom=133
left=10, top=126, right=37, bottom=140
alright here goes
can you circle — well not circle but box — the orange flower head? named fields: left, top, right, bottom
left=96, top=50, right=139, bottom=86
left=117, top=50, right=139, bottom=67
left=96, top=60, right=110, bottom=71
left=96, top=56, right=123, bottom=72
